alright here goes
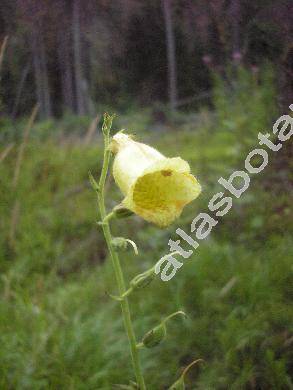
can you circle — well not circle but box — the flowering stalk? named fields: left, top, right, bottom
left=91, top=114, right=202, bottom=388
left=93, top=114, right=146, bottom=389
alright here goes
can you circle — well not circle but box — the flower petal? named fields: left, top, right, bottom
left=123, top=158, right=201, bottom=227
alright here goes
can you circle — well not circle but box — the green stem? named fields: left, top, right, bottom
left=163, top=310, right=186, bottom=324
left=102, top=210, right=115, bottom=223
left=97, top=122, right=146, bottom=390
left=181, top=359, right=204, bottom=380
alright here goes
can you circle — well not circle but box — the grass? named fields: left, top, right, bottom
left=0, top=67, right=292, bottom=389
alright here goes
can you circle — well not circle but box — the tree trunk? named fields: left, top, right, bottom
left=73, top=0, right=86, bottom=115
left=58, top=26, right=74, bottom=112
left=12, top=61, right=30, bottom=119
left=31, top=27, right=52, bottom=118
left=39, top=34, right=52, bottom=117
left=230, top=0, right=241, bottom=54
left=32, top=30, right=43, bottom=116
left=162, top=0, right=177, bottom=111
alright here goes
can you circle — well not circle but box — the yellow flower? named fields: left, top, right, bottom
left=110, top=133, right=201, bottom=227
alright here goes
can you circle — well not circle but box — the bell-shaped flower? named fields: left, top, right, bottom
left=110, top=133, right=201, bottom=227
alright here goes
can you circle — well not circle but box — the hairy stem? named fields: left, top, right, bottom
left=96, top=117, right=146, bottom=389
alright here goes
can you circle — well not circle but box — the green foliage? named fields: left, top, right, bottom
left=0, top=75, right=292, bottom=388
left=212, top=64, right=277, bottom=153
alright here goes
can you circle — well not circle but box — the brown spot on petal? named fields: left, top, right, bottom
left=161, top=170, right=172, bottom=177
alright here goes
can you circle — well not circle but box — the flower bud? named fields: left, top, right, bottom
left=142, top=323, right=167, bottom=348
left=130, top=269, right=156, bottom=290
left=111, top=237, right=128, bottom=251
left=139, top=310, right=186, bottom=349
left=102, top=113, right=115, bottom=136
left=111, top=237, right=138, bottom=255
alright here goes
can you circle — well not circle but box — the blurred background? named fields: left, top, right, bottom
left=0, top=0, right=292, bottom=389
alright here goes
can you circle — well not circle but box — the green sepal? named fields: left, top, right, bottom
left=111, top=237, right=138, bottom=255
left=130, top=269, right=156, bottom=290
left=140, top=310, right=186, bottom=349
left=111, top=237, right=128, bottom=251
left=88, top=171, right=99, bottom=192
left=142, top=323, right=166, bottom=348
left=113, top=204, right=134, bottom=219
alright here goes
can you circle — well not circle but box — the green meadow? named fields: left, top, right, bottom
left=0, top=68, right=292, bottom=389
